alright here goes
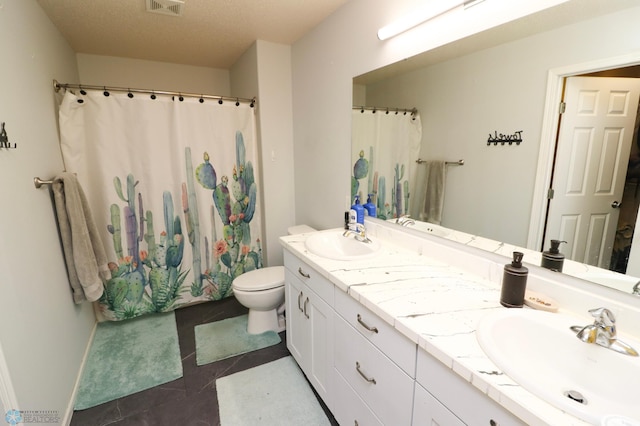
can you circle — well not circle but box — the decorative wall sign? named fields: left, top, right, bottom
left=0, top=122, right=16, bottom=149
left=487, top=130, right=523, bottom=146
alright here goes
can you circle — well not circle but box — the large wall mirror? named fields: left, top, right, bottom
left=352, top=1, right=640, bottom=296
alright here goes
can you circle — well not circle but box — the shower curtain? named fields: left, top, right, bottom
left=351, top=110, right=422, bottom=219
left=58, top=89, right=262, bottom=321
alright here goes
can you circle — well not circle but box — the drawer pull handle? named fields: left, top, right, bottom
left=297, top=291, right=304, bottom=312
left=357, top=314, right=379, bottom=333
left=355, top=361, right=376, bottom=384
left=298, top=267, right=310, bottom=278
left=303, top=297, right=310, bottom=319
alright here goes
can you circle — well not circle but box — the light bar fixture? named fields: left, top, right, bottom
left=377, top=0, right=487, bottom=40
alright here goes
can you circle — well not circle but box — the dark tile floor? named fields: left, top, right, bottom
left=70, top=297, right=338, bottom=426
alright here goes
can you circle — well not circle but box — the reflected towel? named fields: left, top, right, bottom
left=52, top=172, right=110, bottom=303
left=419, top=161, right=446, bottom=225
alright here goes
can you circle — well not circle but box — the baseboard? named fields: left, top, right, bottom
left=61, top=320, right=98, bottom=425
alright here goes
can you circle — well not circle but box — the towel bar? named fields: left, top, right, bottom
left=34, top=177, right=53, bottom=188
left=416, top=159, right=464, bottom=166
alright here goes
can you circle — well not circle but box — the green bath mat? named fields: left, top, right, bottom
left=195, top=314, right=281, bottom=365
left=217, top=356, right=330, bottom=426
left=75, top=312, right=183, bottom=410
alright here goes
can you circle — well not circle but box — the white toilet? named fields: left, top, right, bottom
left=231, top=225, right=316, bottom=334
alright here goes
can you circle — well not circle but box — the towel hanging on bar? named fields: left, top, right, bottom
left=52, top=172, right=111, bottom=303
left=419, top=160, right=447, bottom=225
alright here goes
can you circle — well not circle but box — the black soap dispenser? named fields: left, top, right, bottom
left=541, top=239, right=566, bottom=272
left=500, top=252, right=528, bottom=308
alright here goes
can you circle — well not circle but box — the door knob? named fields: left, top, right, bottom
left=612, top=201, right=621, bottom=208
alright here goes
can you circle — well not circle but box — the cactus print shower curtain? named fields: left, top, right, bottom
left=58, top=89, right=262, bottom=321
left=351, top=110, right=422, bottom=220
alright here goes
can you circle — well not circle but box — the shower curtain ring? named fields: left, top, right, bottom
left=199, top=95, right=204, bottom=104
left=127, top=89, right=134, bottom=99
left=218, top=97, right=223, bottom=105
left=235, top=98, right=240, bottom=106
left=179, top=93, right=184, bottom=102
left=250, top=98, right=255, bottom=108
left=103, top=87, right=110, bottom=97
left=151, top=91, right=156, bottom=100
left=80, top=85, right=86, bottom=95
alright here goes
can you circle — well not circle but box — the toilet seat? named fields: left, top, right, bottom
left=232, top=266, right=285, bottom=292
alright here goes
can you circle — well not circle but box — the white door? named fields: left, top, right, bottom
left=545, top=76, right=640, bottom=268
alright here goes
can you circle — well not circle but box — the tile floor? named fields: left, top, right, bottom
left=70, top=297, right=338, bottom=426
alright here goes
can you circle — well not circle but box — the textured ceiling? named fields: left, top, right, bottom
left=37, top=0, right=350, bottom=69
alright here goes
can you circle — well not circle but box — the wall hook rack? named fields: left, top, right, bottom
left=487, top=130, right=523, bottom=146
left=0, top=122, right=16, bottom=149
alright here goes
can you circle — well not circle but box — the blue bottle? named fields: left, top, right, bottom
left=351, top=195, right=365, bottom=225
left=364, top=193, right=377, bottom=218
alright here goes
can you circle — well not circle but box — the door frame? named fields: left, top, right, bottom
left=527, top=52, right=640, bottom=251
left=0, top=340, right=19, bottom=414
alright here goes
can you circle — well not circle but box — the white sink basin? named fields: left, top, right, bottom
left=477, top=309, right=640, bottom=424
left=304, top=230, right=381, bottom=261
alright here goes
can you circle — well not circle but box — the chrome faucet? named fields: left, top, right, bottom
left=572, top=307, right=638, bottom=356
left=395, top=215, right=415, bottom=226
left=343, top=223, right=372, bottom=243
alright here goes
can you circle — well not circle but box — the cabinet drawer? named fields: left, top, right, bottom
left=284, top=250, right=333, bottom=305
left=335, top=314, right=414, bottom=426
left=416, top=350, right=525, bottom=426
left=333, top=369, right=384, bottom=426
left=413, top=382, right=464, bottom=426
left=335, top=288, right=416, bottom=377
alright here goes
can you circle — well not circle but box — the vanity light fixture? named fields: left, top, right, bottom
left=377, top=0, right=487, bottom=41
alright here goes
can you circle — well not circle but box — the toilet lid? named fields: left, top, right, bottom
left=232, top=266, right=285, bottom=291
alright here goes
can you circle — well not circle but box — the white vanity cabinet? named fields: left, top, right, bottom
left=283, top=251, right=334, bottom=409
left=333, top=288, right=416, bottom=426
left=414, top=350, right=525, bottom=426
left=413, top=382, right=465, bottom=426
left=282, top=244, right=528, bottom=426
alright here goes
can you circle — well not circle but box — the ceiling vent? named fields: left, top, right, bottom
left=146, top=0, right=185, bottom=17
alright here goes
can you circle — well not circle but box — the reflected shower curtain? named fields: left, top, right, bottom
left=59, top=90, right=262, bottom=321
left=351, top=110, right=421, bottom=219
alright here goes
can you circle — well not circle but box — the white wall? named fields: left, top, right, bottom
left=289, top=0, right=634, bottom=232
left=77, top=54, right=230, bottom=94
left=230, top=41, right=295, bottom=267
left=0, top=1, right=94, bottom=422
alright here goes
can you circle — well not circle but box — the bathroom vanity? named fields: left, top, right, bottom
left=280, top=219, right=640, bottom=425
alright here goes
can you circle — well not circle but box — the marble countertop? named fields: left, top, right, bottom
left=280, top=225, right=593, bottom=426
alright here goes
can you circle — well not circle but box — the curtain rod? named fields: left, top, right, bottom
left=53, top=80, right=256, bottom=106
left=353, top=106, right=417, bottom=116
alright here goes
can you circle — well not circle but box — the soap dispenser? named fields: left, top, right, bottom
left=541, top=239, right=566, bottom=272
left=351, top=195, right=365, bottom=225
left=500, top=251, right=528, bottom=308
left=364, top=193, right=377, bottom=218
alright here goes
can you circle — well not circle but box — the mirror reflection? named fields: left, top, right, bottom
left=352, top=5, right=640, bottom=296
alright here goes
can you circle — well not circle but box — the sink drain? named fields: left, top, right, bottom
left=564, top=390, right=587, bottom=405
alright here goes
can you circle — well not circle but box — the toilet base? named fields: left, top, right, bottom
left=247, top=308, right=286, bottom=334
